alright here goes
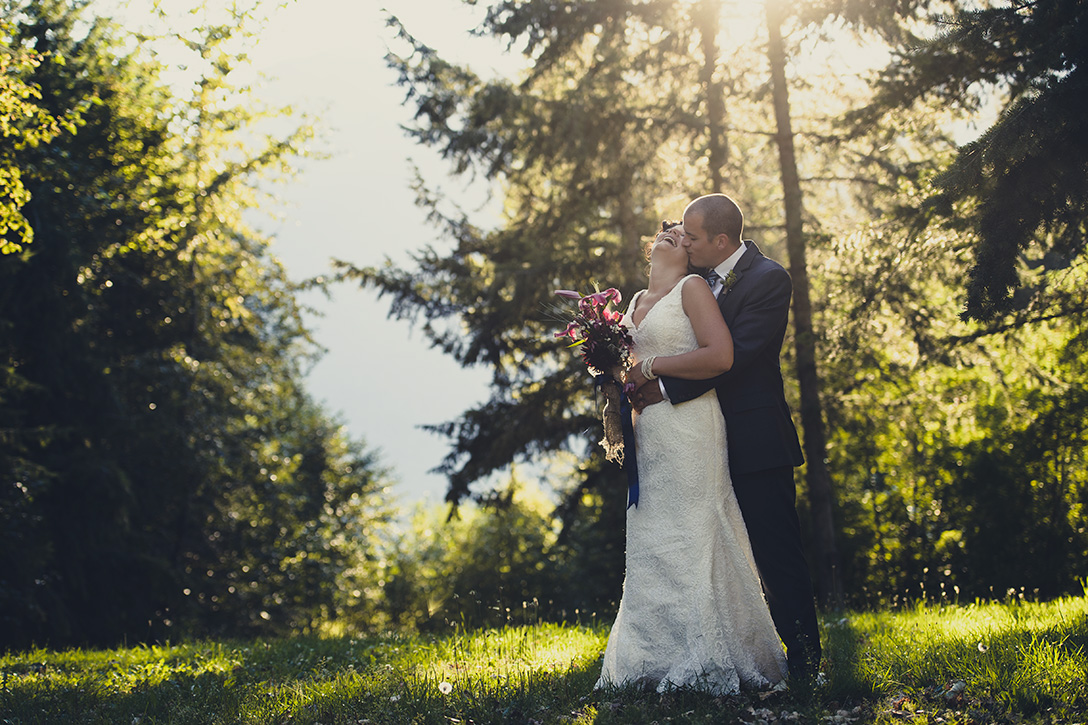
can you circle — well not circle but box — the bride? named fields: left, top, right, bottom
left=595, top=221, right=787, bottom=694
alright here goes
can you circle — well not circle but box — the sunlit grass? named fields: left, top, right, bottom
left=2, top=596, right=1086, bottom=724
left=825, top=594, right=1088, bottom=722
left=0, top=624, right=609, bottom=725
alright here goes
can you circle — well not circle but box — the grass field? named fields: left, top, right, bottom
left=2, top=595, right=1086, bottom=724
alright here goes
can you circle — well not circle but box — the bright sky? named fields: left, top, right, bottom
left=104, top=0, right=522, bottom=507
left=251, top=0, right=518, bottom=506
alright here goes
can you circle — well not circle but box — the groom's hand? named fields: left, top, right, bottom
left=632, top=380, right=664, bottom=412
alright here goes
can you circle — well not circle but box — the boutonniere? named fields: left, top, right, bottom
left=721, top=270, right=739, bottom=294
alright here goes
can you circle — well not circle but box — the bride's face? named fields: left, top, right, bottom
left=651, top=225, right=687, bottom=270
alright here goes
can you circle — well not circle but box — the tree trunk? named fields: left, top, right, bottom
left=695, top=0, right=728, bottom=192
left=764, top=0, right=843, bottom=608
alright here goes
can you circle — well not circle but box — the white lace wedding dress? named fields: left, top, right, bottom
left=596, top=275, right=788, bottom=694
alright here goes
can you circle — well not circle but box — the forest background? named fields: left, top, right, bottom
left=1, top=0, right=1086, bottom=650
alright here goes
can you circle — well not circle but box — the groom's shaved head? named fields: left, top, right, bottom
left=686, top=194, right=743, bottom=244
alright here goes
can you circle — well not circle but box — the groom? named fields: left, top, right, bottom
left=634, top=193, right=821, bottom=679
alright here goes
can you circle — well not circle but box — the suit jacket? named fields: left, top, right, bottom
left=662, top=241, right=804, bottom=475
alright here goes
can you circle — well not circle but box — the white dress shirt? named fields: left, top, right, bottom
left=706, top=242, right=747, bottom=297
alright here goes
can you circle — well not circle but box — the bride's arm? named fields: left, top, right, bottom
left=628, top=277, right=733, bottom=387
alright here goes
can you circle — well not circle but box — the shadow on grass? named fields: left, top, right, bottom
left=1, top=668, right=254, bottom=725
left=361, top=655, right=842, bottom=725
left=821, top=615, right=876, bottom=702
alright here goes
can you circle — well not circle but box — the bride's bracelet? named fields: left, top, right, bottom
left=641, top=356, right=658, bottom=381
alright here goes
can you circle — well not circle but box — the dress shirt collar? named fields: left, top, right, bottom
left=707, top=241, right=747, bottom=296
left=713, top=241, right=747, bottom=278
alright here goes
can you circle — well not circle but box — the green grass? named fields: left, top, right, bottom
left=824, top=594, right=1088, bottom=722
left=2, top=595, right=1087, bottom=724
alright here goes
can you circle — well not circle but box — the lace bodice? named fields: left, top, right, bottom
left=626, top=275, right=705, bottom=362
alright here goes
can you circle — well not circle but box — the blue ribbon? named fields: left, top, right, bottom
left=620, top=392, right=639, bottom=508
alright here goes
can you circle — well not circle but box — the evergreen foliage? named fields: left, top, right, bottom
left=347, top=3, right=797, bottom=502
left=347, top=5, right=709, bottom=511
left=859, top=0, right=1088, bottom=320
left=0, top=0, right=394, bottom=647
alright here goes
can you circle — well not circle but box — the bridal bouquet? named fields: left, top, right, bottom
left=554, top=288, right=633, bottom=464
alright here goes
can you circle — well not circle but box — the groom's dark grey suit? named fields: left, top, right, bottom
left=660, top=240, right=821, bottom=678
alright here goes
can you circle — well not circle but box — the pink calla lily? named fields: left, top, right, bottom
left=554, top=282, right=631, bottom=381
left=582, top=289, right=613, bottom=307
left=554, top=321, right=581, bottom=339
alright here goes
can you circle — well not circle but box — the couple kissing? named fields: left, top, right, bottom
left=596, top=193, right=821, bottom=695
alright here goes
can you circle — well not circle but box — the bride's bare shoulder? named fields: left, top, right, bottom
left=680, top=274, right=713, bottom=299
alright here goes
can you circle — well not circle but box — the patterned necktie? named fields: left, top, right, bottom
left=705, top=268, right=722, bottom=295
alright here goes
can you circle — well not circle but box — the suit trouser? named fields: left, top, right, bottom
left=732, top=465, right=821, bottom=677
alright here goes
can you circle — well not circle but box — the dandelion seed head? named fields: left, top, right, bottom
left=438, top=681, right=453, bottom=695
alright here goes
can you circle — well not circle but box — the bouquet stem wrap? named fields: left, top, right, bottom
left=596, top=366, right=627, bottom=465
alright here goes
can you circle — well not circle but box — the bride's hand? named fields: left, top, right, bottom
left=626, top=364, right=648, bottom=390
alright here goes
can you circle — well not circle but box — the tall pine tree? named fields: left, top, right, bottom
left=857, top=0, right=1088, bottom=321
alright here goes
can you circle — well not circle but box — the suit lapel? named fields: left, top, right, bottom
left=718, top=241, right=762, bottom=322
left=733, top=240, right=761, bottom=276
